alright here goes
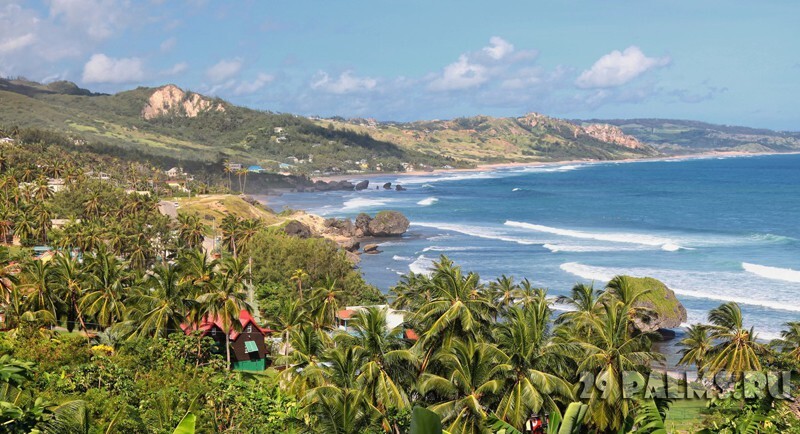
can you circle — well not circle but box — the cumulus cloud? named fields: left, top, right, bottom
left=482, top=36, right=514, bottom=60
left=576, top=46, right=670, bottom=89
left=207, top=58, right=243, bottom=82
left=311, top=70, right=377, bottom=94
left=428, top=55, right=489, bottom=91
left=234, top=73, right=275, bottom=95
left=82, top=53, right=145, bottom=83
left=0, top=33, right=36, bottom=54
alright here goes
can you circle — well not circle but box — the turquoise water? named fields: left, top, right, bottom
left=265, top=154, right=800, bottom=339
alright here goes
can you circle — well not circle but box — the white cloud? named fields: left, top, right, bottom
left=234, top=73, right=274, bottom=95
left=47, top=0, right=127, bottom=40
left=82, top=53, right=144, bottom=83
left=311, top=70, right=377, bottom=94
left=483, top=36, right=514, bottom=60
left=160, top=37, right=177, bottom=52
left=207, top=58, right=242, bottom=82
left=0, top=33, right=36, bottom=54
left=576, top=46, right=670, bottom=89
left=163, top=62, right=188, bottom=75
left=428, top=55, right=489, bottom=91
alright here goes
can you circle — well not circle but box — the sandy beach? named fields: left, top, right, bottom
left=311, top=150, right=800, bottom=183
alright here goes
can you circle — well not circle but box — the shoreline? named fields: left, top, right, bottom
left=311, top=150, right=800, bottom=183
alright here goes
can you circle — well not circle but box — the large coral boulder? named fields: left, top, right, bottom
left=367, top=211, right=410, bottom=237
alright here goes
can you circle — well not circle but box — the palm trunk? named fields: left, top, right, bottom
left=226, top=331, right=232, bottom=370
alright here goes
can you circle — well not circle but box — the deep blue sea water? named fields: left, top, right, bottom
left=264, top=154, right=800, bottom=340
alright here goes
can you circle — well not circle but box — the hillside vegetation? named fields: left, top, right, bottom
left=581, top=118, right=800, bottom=154
left=2, top=78, right=659, bottom=176
left=322, top=113, right=658, bottom=163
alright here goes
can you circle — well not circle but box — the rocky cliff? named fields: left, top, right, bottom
left=141, top=84, right=226, bottom=120
left=582, top=124, right=644, bottom=149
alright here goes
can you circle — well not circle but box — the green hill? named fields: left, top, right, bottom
left=0, top=78, right=662, bottom=175
left=320, top=113, right=658, bottom=164
left=579, top=118, right=800, bottom=154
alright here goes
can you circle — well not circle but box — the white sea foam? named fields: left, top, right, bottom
left=398, top=172, right=499, bottom=185
left=392, top=255, right=413, bottom=261
left=512, top=188, right=522, bottom=192
left=422, top=245, right=484, bottom=253
left=413, top=222, right=538, bottom=245
left=342, top=197, right=394, bottom=211
left=417, top=197, right=439, bottom=206
left=409, top=255, right=435, bottom=275
left=742, top=262, right=800, bottom=283
left=559, top=262, right=800, bottom=313
left=542, top=243, right=646, bottom=253
left=505, top=220, right=686, bottom=251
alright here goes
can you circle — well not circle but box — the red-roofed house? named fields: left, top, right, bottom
left=181, top=309, right=273, bottom=371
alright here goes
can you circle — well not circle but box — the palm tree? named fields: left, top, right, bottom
left=774, top=321, right=800, bottom=362
left=0, top=247, right=20, bottom=307
left=303, top=346, right=380, bottom=434
left=420, top=340, right=510, bottom=434
left=220, top=214, right=242, bottom=258
left=677, top=324, right=713, bottom=376
left=389, top=272, right=433, bottom=311
left=290, top=268, right=309, bottom=301
left=177, top=213, right=206, bottom=250
left=196, top=258, right=251, bottom=369
left=51, top=253, right=89, bottom=334
left=705, top=302, right=765, bottom=375
left=269, top=298, right=309, bottom=368
left=494, top=306, right=574, bottom=431
left=310, top=277, right=343, bottom=329
left=342, top=307, right=416, bottom=423
left=80, top=247, right=131, bottom=329
left=178, top=249, right=217, bottom=298
left=414, top=257, right=495, bottom=351
left=20, top=259, right=60, bottom=324
left=490, top=275, right=517, bottom=309
left=222, top=162, right=233, bottom=191
left=126, top=263, right=191, bottom=339
left=278, top=325, right=329, bottom=396
left=572, top=300, right=661, bottom=433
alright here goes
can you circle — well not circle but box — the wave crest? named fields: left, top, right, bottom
left=742, top=262, right=800, bottom=283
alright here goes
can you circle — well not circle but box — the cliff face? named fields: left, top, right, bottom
left=582, top=123, right=644, bottom=149
left=141, top=84, right=225, bottom=120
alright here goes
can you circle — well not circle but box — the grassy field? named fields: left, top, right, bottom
left=172, top=194, right=280, bottom=227
left=664, top=399, right=708, bottom=433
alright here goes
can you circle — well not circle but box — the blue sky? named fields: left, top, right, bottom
left=1, top=1, right=798, bottom=129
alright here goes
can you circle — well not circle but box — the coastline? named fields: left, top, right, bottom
left=311, top=150, right=800, bottom=183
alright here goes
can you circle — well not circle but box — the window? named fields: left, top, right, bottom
left=211, top=328, right=217, bottom=336
left=244, top=340, right=258, bottom=353
left=246, top=325, right=253, bottom=333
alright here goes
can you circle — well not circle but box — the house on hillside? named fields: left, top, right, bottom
left=335, top=305, right=409, bottom=336
left=165, top=167, right=184, bottom=178
left=181, top=309, right=273, bottom=371
left=47, top=178, right=65, bottom=193
left=247, top=165, right=264, bottom=173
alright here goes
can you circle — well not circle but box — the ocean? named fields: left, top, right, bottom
left=263, top=153, right=800, bottom=341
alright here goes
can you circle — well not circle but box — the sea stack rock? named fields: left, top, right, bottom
left=395, top=185, right=406, bottom=191
left=355, top=180, right=369, bottom=191
left=608, top=276, right=688, bottom=334
left=367, top=211, right=410, bottom=237
left=383, top=182, right=392, bottom=190
left=363, top=243, right=381, bottom=254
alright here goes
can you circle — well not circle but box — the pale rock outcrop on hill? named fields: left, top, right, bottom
left=582, top=124, right=644, bottom=149
left=141, top=84, right=225, bottom=120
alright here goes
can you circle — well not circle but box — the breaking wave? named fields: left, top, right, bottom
left=742, top=262, right=800, bottom=283
left=417, top=197, right=439, bottom=206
